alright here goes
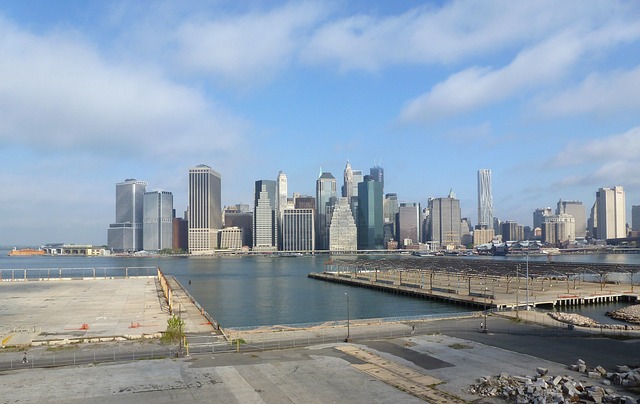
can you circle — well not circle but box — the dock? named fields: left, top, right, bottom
left=309, top=257, right=640, bottom=309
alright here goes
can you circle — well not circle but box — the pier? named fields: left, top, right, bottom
left=309, top=257, right=640, bottom=309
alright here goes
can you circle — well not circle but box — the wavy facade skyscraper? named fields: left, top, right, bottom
left=477, top=169, right=493, bottom=229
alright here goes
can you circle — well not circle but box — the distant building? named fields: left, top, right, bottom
left=477, top=169, right=493, bottom=229
left=396, top=202, right=420, bottom=248
left=501, top=221, right=523, bottom=242
left=316, top=172, right=337, bottom=250
left=218, top=227, right=243, bottom=250
left=172, top=218, right=188, bottom=251
left=224, top=212, right=253, bottom=248
left=282, top=208, right=315, bottom=251
left=357, top=175, right=384, bottom=249
left=473, top=228, right=495, bottom=246
left=533, top=208, right=552, bottom=230
left=370, top=165, right=384, bottom=188
left=633, top=205, right=640, bottom=232
left=253, top=184, right=277, bottom=251
left=188, top=165, right=222, bottom=253
left=329, top=198, right=357, bottom=251
left=428, top=190, right=462, bottom=249
left=143, top=190, right=173, bottom=251
left=294, top=195, right=315, bottom=210
left=557, top=200, right=586, bottom=238
left=542, top=214, right=575, bottom=245
left=596, top=186, right=626, bottom=240
left=384, top=193, right=399, bottom=242
left=276, top=171, right=288, bottom=249
left=108, top=178, right=147, bottom=253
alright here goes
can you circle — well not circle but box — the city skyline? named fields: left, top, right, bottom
left=1, top=1, right=640, bottom=245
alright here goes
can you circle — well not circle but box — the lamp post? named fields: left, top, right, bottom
left=345, top=292, right=350, bottom=342
left=526, top=253, right=530, bottom=310
left=483, top=286, right=489, bottom=333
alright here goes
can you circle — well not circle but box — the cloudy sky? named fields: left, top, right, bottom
left=1, top=0, right=640, bottom=246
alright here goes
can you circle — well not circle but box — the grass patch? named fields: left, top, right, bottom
left=448, top=343, right=472, bottom=350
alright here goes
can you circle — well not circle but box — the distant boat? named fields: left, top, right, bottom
left=7, top=247, right=45, bottom=256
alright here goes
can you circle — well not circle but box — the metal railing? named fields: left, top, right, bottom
left=0, top=267, right=157, bottom=281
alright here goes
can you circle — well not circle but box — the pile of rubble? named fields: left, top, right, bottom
left=607, top=305, right=640, bottom=325
left=468, top=360, right=640, bottom=403
left=549, top=312, right=640, bottom=330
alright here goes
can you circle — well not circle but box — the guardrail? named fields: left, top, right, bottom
left=0, top=267, right=157, bottom=281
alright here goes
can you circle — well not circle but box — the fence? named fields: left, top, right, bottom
left=0, top=267, right=157, bottom=281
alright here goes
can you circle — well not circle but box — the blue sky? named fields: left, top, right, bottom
left=1, top=0, right=640, bottom=246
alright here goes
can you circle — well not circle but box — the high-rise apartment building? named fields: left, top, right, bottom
left=188, top=164, right=222, bottom=253
left=428, top=190, right=461, bottom=249
left=108, top=178, right=147, bottom=253
left=596, top=186, right=626, bottom=240
left=542, top=214, right=575, bottom=244
left=557, top=200, right=586, bottom=238
left=396, top=202, right=420, bottom=248
left=357, top=176, right=384, bottom=249
left=501, top=220, right=524, bottom=242
left=477, top=169, right=493, bottom=229
left=316, top=172, right=337, bottom=250
left=143, top=190, right=173, bottom=251
left=282, top=208, right=315, bottom=251
left=329, top=197, right=358, bottom=251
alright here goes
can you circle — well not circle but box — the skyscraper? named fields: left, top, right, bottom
left=632, top=205, right=640, bottom=232
left=253, top=182, right=277, bottom=251
left=329, top=197, right=357, bottom=251
left=396, top=202, right=420, bottom=248
left=533, top=207, right=552, bottom=230
left=188, top=164, right=222, bottom=253
left=143, top=190, right=173, bottom=251
left=343, top=161, right=363, bottom=219
left=276, top=171, right=288, bottom=249
left=428, top=190, right=462, bottom=248
left=282, top=208, right=315, bottom=251
left=596, top=186, right=626, bottom=240
left=357, top=175, right=384, bottom=249
left=108, top=178, right=147, bottom=253
left=342, top=161, right=353, bottom=199
left=316, top=172, right=337, bottom=250
left=477, top=169, right=493, bottom=229
left=370, top=165, right=384, bottom=188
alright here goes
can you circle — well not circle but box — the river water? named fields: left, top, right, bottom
left=1, top=251, right=638, bottom=327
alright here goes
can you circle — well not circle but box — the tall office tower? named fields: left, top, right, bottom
left=188, top=164, right=222, bottom=253
left=370, top=165, right=384, bottom=186
left=477, top=169, right=493, bottom=229
left=172, top=217, right=188, bottom=251
left=253, top=185, right=277, bottom=251
left=107, top=178, right=147, bottom=253
left=383, top=193, right=399, bottom=243
left=282, top=208, right=315, bottom=251
left=224, top=211, right=253, bottom=248
left=396, top=202, right=421, bottom=248
left=428, top=190, right=462, bottom=248
left=329, top=197, right=357, bottom=251
left=596, top=186, right=626, bottom=240
left=342, top=161, right=363, bottom=218
left=342, top=161, right=353, bottom=198
left=533, top=207, right=552, bottom=230
left=294, top=195, right=315, bottom=210
left=253, top=179, right=277, bottom=249
left=143, top=190, right=173, bottom=251
left=556, top=200, right=586, bottom=238
left=357, top=175, right=384, bottom=249
left=632, top=205, right=640, bottom=232
left=316, top=172, right=337, bottom=250
left=588, top=201, right=597, bottom=238
left=276, top=171, right=288, bottom=250
left=493, top=217, right=501, bottom=237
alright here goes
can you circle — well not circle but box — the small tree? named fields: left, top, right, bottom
left=161, top=315, right=184, bottom=344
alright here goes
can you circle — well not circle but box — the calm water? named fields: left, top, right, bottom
left=1, top=251, right=638, bottom=327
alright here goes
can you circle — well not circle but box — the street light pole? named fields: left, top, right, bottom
left=345, top=292, right=350, bottom=342
left=526, top=253, right=530, bottom=310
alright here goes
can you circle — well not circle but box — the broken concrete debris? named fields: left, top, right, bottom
left=469, top=360, right=640, bottom=403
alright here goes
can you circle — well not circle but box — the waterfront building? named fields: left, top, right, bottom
left=218, top=227, right=243, bottom=250
left=428, top=190, right=461, bottom=249
left=357, top=176, right=383, bottom=249
left=396, top=202, right=420, bottom=248
left=224, top=211, right=253, bottom=248
left=596, top=186, right=626, bottom=240
left=253, top=184, right=277, bottom=251
left=473, top=228, right=494, bottom=246
left=329, top=197, right=357, bottom=251
left=477, top=169, right=493, bottom=229
left=383, top=193, right=399, bottom=239
left=316, top=172, right=337, bottom=250
left=142, top=190, right=173, bottom=251
left=557, top=200, right=586, bottom=238
left=501, top=220, right=523, bottom=242
left=588, top=201, right=597, bottom=238
left=533, top=207, right=552, bottom=230
left=542, top=214, right=575, bottom=245
left=172, top=217, right=188, bottom=251
left=276, top=171, right=288, bottom=249
left=282, top=208, right=315, bottom=251
left=188, top=164, right=222, bottom=254
left=632, top=205, right=640, bottom=232
left=108, top=178, right=147, bottom=253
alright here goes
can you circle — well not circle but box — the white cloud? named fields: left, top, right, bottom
left=0, top=16, right=247, bottom=163
left=173, top=2, right=325, bottom=86
left=536, top=66, right=640, bottom=118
